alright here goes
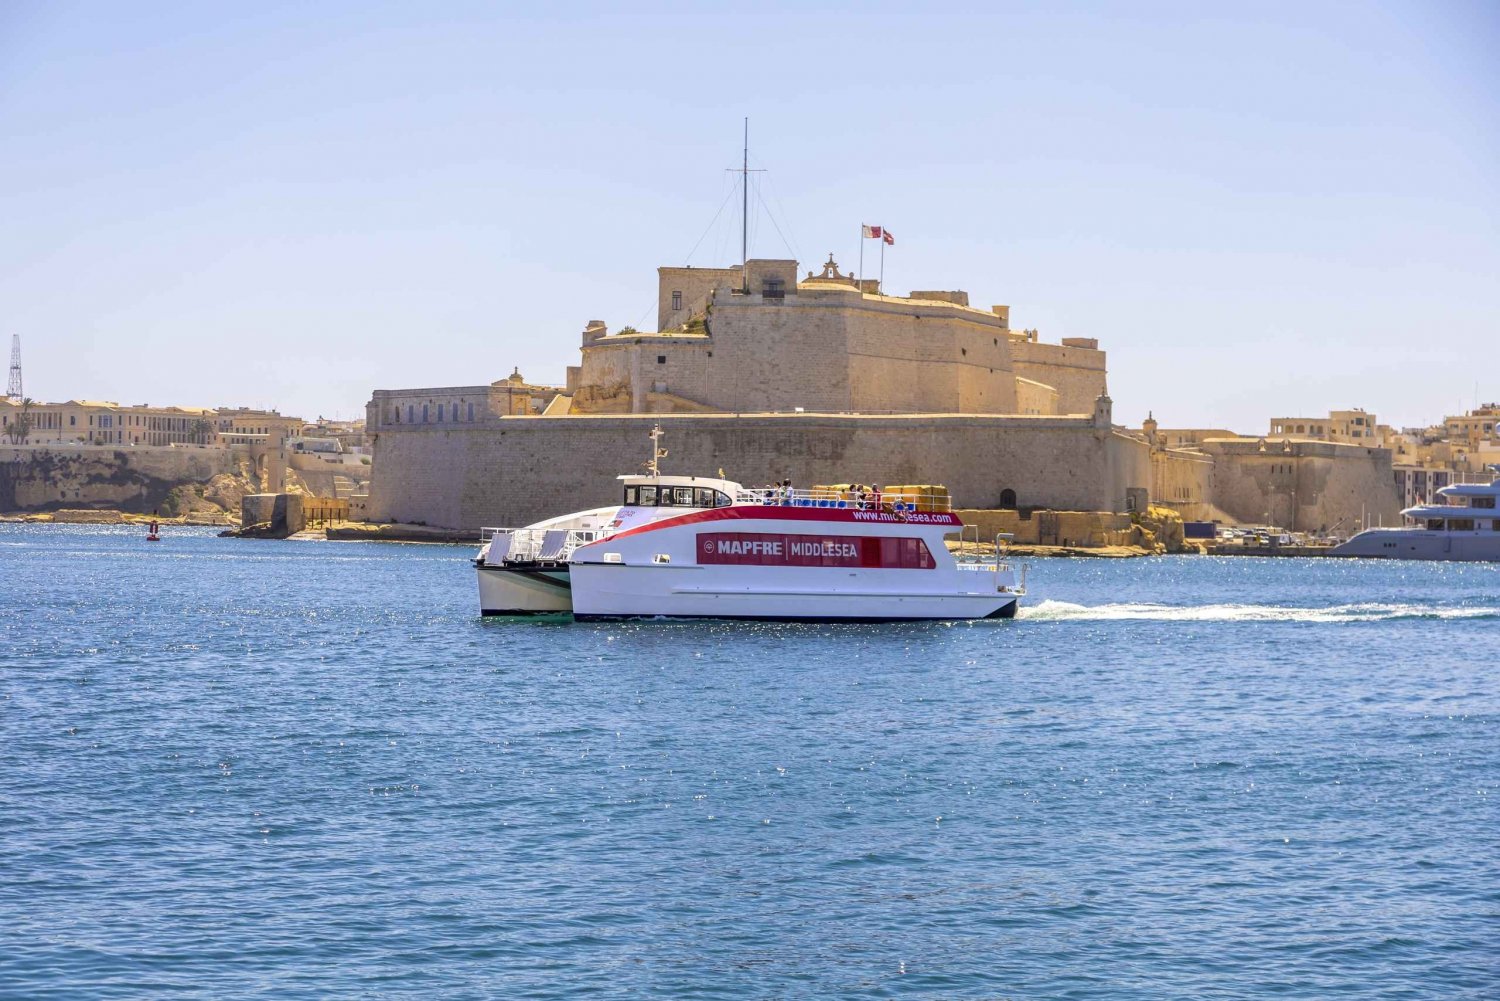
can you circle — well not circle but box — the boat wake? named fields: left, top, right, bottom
left=1019, top=600, right=1500, bottom=623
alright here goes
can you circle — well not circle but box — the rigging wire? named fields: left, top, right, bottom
left=752, top=156, right=804, bottom=265
left=756, top=183, right=800, bottom=263
left=682, top=174, right=740, bottom=267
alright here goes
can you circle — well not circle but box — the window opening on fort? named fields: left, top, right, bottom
left=657, top=355, right=666, bottom=365
left=1000, top=488, right=1018, bottom=509
left=671, top=291, right=682, bottom=311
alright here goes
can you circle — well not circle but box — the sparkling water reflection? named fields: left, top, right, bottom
left=1, top=525, right=1496, bottom=998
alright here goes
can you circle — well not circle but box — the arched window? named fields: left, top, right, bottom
left=422, top=404, right=429, bottom=423
left=436, top=403, right=444, bottom=422
left=999, top=488, right=1018, bottom=509
left=407, top=405, right=414, bottom=423
left=467, top=402, right=474, bottom=422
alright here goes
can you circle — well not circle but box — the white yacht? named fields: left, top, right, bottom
left=473, top=428, right=1026, bottom=621
left=1331, top=474, right=1500, bottom=561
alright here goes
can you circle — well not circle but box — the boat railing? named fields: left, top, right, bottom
left=478, top=527, right=603, bottom=563
left=952, top=533, right=1027, bottom=593
left=733, top=486, right=953, bottom=513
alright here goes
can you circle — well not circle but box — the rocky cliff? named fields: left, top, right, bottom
left=0, top=447, right=260, bottom=517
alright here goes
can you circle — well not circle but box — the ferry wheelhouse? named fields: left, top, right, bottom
left=474, top=429, right=1026, bottom=621
left=1331, top=473, right=1500, bottom=561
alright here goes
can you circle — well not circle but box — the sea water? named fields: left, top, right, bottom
left=1, top=525, right=1496, bottom=999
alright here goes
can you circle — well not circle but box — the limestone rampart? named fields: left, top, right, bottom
left=1009, top=340, right=1109, bottom=415
left=365, top=414, right=1149, bottom=531
left=1200, top=439, right=1402, bottom=532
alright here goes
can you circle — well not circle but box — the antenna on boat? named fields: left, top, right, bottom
left=644, top=424, right=668, bottom=478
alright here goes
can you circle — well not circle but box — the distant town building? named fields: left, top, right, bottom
left=0, top=398, right=219, bottom=446
left=1268, top=408, right=1383, bottom=445
left=214, top=407, right=305, bottom=447
left=0, top=398, right=302, bottom=448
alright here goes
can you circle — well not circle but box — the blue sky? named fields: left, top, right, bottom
left=2, top=2, right=1495, bottom=430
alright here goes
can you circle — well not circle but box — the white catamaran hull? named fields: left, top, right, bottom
left=476, top=565, right=572, bottom=615
left=568, top=563, right=1018, bottom=620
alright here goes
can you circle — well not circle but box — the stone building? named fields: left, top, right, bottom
left=1142, top=414, right=1403, bottom=532
left=362, top=254, right=1135, bottom=530
left=367, top=370, right=564, bottom=432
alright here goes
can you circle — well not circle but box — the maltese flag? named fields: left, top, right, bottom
left=862, top=224, right=882, bottom=240
left=881, top=228, right=895, bottom=245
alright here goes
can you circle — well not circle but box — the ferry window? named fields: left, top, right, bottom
left=878, top=538, right=936, bottom=569
left=1472, top=497, right=1495, bottom=509
left=695, top=487, right=716, bottom=507
left=715, top=490, right=732, bottom=507
left=624, top=486, right=640, bottom=505
left=1450, top=519, right=1475, bottom=531
left=639, top=485, right=658, bottom=506
left=1426, top=519, right=1444, bottom=530
left=673, top=487, right=694, bottom=506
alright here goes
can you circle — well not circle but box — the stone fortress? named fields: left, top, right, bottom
left=364, top=251, right=1408, bottom=536
left=564, top=256, right=1105, bottom=418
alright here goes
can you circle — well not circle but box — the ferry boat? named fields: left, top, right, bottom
left=474, top=428, right=1026, bottom=621
left=1330, top=472, right=1500, bottom=561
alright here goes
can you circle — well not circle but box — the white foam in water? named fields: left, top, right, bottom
left=1018, top=599, right=1500, bottom=623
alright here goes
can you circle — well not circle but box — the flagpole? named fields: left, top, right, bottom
left=858, top=224, right=865, bottom=289
left=879, top=235, right=885, bottom=294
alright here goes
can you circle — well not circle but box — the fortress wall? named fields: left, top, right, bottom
left=366, top=414, right=1149, bottom=530
left=703, top=297, right=855, bottom=413
left=1014, top=378, right=1060, bottom=416
left=576, top=336, right=715, bottom=413
left=1009, top=341, right=1108, bottom=414
left=841, top=296, right=1018, bottom=414
left=1201, top=440, right=1402, bottom=532
left=581, top=288, right=1103, bottom=419
left=640, top=289, right=1027, bottom=415
left=1151, top=448, right=1219, bottom=521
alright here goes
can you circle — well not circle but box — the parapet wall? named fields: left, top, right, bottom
left=366, top=414, right=1149, bottom=530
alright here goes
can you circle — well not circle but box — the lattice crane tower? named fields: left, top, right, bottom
left=5, top=335, right=20, bottom=402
